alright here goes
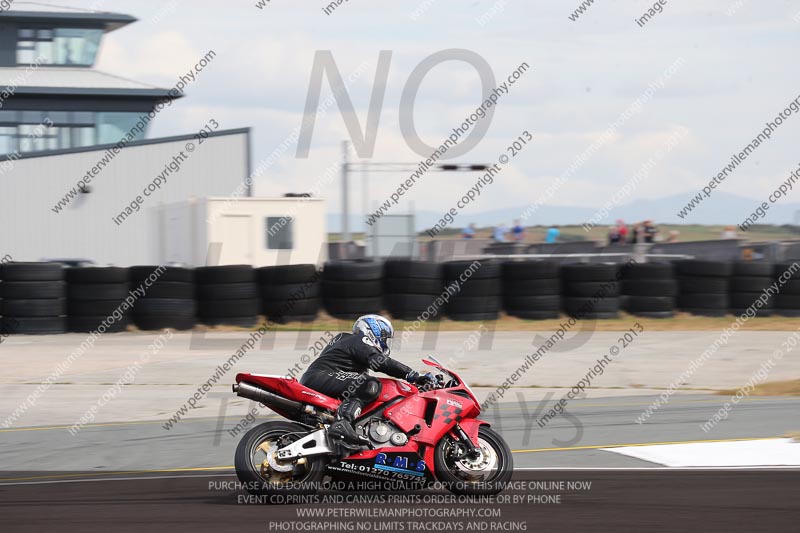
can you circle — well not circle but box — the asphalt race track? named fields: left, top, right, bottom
left=1, top=394, right=798, bottom=531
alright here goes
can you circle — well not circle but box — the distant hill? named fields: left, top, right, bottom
left=327, top=191, right=800, bottom=232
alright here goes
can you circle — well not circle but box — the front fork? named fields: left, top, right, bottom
left=451, top=423, right=481, bottom=460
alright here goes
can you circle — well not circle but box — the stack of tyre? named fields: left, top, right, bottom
left=620, top=263, right=677, bottom=318
left=674, top=260, right=731, bottom=317
left=729, top=262, right=774, bottom=317
left=0, top=262, right=66, bottom=334
left=501, top=261, right=560, bottom=320
left=383, top=260, right=444, bottom=320
left=322, top=261, right=383, bottom=319
left=195, top=265, right=259, bottom=327
left=444, top=259, right=501, bottom=321
left=772, top=262, right=800, bottom=317
left=66, top=267, right=130, bottom=332
left=130, top=266, right=196, bottom=330
left=258, top=264, right=321, bottom=323
left=561, top=263, right=620, bottom=319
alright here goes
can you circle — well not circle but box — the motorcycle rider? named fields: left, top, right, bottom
left=300, top=314, right=435, bottom=446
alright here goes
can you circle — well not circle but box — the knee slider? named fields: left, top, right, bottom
left=357, top=377, right=382, bottom=403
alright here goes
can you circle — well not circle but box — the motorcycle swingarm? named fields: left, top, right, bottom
left=276, top=429, right=334, bottom=460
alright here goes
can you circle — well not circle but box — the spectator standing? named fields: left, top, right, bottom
left=642, top=220, right=658, bottom=243
left=629, top=222, right=640, bottom=244
left=617, top=220, right=629, bottom=242
left=492, top=223, right=507, bottom=243
left=511, top=219, right=525, bottom=242
left=462, top=223, right=476, bottom=239
left=721, top=225, right=737, bottom=239
left=608, top=225, right=620, bottom=245
left=545, top=224, right=560, bottom=243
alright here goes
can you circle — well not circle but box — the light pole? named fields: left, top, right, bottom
left=340, top=141, right=350, bottom=243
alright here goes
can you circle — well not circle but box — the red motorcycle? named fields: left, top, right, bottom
left=232, top=356, right=512, bottom=496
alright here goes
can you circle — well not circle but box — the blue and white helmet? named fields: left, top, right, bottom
left=353, top=314, right=394, bottom=356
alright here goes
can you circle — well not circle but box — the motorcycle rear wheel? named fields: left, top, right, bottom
left=434, top=426, right=513, bottom=495
left=234, top=421, right=326, bottom=497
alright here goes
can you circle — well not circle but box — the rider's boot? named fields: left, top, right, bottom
left=328, top=398, right=365, bottom=447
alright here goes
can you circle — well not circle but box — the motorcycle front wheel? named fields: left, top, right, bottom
left=434, top=425, right=513, bottom=495
left=234, top=421, right=326, bottom=497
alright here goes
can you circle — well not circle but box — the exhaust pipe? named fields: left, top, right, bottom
left=234, top=381, right=304, bottom=416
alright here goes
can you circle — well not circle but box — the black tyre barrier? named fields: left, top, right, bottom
left=1, top=316, right=66, bottom=334
left=3, top=299, right=66, bottom=317
left=502, top=261, right=560, bottom=320
left=0, top=263, right=66, bottom=334
left=502, top=278, right=560, bottom=296
left=65, top=267, right=131, bottom=333
left=385, top=277, right=445, bottom=295
left=621, top=279, right=678, bottom=297
left=502, top=260, right=560, bottom=280
left=383, top=260, right=445, bottom=321
left=620, top=262, right=673, bottom=280
left=194, top=265, right=254, bottom=284
left=258, top=264, right=321, bottom=322
left=774, top=262, right=800, bottom=280
left=197, top=282, right=258, bottom=301
left=262, top=297, right=321, bottom=317
left=132, top=315, right=196, bottom=331
left=323, top=260, right=383, bottom=281
left=502, top=295, right=560, bottom=310
left=194, top=266, right=258, bottom=327
left=625, top=296, right=675, bottom=313
left=678, top=276, right=729, bottom=294
left=384, top=259, right=442, bottom=280
left=68, top=316, right=130, bottom=333
left=677, top=293, right=729, bottom=309
left=197, top=298, right=260, bottom=318
left=322, top=279, right=383, bottom=298
left=561, top=263, right=619, bottom=282
left=132, top=297, right=196, bottom=331
left=732, top=261, right=773, bottom=277
left=443, top=259, right=500, bottom=280
left=67, top=283, right=130, bottom=301
left=322, top=261, right=383, bottom=319
left=1, top=262, right=64, bottom=282
left=563, top=281, right=621, bottom=297
left=323, top=296, right=383, bottom=319
left=729, top=276, right=773, bottom=292
left=129, top=266, right=193, bottom=283
left=257, top=264, right=319, bottom=285
left=260, top=282, right=321, bottom=301
left=444, top=259, right=501, bottom=320
left=2, top=281, right=66, bottom=299
left=561, top=263, right=620, bottom=319
left=65, top=267, right=128, bottom=284
left=620, top=262, right=676, bottom=317
left=269, top=313, right=318, bottom=324
left=673, top=260, right=734, bottom=277
left=136, top=281, right=195, bottom=299
left=681, top=308, right=728, bottom=317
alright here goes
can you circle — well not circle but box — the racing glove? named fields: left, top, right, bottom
left=406, top=370, right=436, bottom=389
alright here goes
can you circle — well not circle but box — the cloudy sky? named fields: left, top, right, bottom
left=32, top=0, right=800, bottom=227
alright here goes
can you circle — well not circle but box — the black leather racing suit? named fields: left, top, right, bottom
left=300, top=332, right=412, bottom=402
left=300, top=332, right=412, bottom=445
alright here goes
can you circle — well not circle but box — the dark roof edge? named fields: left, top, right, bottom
left=0, top=10, right=137, bottom=32
left=1, top=127, right=251, bottom=162
left=11, top=87, right=182, bottom=98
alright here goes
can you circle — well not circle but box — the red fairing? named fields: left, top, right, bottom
left=235, top=373, right=340, bottom=411
left=361, top=378, right=418, bottom=414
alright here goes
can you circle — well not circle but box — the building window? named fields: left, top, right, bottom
left=0, top=110, right=97, bottom=154
left=265, top=217, right=293, bottom=249
left=16, top=27, right=103, bottom=66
